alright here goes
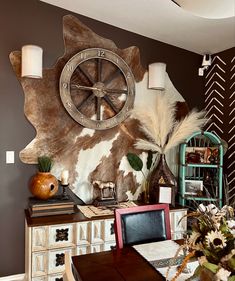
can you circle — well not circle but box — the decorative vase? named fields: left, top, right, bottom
left=142, top=180, right=150, bottom=204
left=148, top=154, right=177, bottom=206
left=29, top=172, right=59, bottom=200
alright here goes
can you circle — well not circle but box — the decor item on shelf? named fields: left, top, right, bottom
left=126, top=151, right=154, bottom=203
left=92, top=180, right=117, bottom=206
left=148, top=62, right=166, bottom=90
left=169, top=203, right=235, bottom=281
left=149, top=153, right=177, bottom=206
left=132, top=94, right=207, bottom=205
left=29, top=155, right=58, bottom=200
left=21, top=45, right=43, bottom=78
left=60, top=170, right=70, bottom=199
left=61, top=170, right=69, bottom=185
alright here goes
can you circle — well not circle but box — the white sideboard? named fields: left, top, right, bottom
left=25, top=206, right=187, bottom=281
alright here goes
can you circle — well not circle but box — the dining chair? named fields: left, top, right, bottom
left=63, top=251, right=77, bottom=281
left=114, top=204, right=171, bottom=249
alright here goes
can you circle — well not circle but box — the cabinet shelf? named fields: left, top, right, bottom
left=181, top=196, right=221, bottom=202
left=178, top=131, right=223, bottom=209
left=180, top=163, right=221, bottom=168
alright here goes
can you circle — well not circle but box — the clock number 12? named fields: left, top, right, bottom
left=97, top=50, right=105, bottom=57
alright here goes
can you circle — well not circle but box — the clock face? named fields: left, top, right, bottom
left=59, top=48, right=135, bottom=130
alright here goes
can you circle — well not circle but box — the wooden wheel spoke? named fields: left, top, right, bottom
left=104, top=88, right=128, bottom=94
left=77, top=94, right=95, bottom=111
left=103, top=96, right=119, bottom=114
left=96, top=97, right=101, bottom=120
left=103, top=68, right=121, bottom=85
left=71, top=73, right=81, bottom=84
left=76, top=66, right=95, bottom=85
left=97, top=58, right=102, bottom=82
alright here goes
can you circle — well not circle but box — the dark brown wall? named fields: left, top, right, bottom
left=0, top=0, right=204, bottom=276
left=203, top=47, right=235, bottom=207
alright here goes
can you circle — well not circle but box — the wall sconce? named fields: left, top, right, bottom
left=148, top=62, right=167, bottom=91
left=21, top=45, right=43, bottom=78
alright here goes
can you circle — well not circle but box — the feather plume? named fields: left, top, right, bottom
left=132, top=94, right=176, bottom=147
left=163, top=109, right=207, bottom=153
left=132, top=96, right=208, bottom=154
left=132, top=108, right=161, bottom=146
left=134, top=139, right=163, bottom=154
left=155, top=95, right=176, bottom=147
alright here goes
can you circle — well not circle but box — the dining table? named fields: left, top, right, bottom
left=71, top=240, right=198, bottom=281
left=72, top=246, right=165, bottom=281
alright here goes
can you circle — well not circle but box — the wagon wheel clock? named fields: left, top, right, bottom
left=59, top=48, right=135, bottom=130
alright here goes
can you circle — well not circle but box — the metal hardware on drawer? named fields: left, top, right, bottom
left=55, top=253, right=65, bottom=266
left=56, top=228, right=69, bottom=242
left=110, top=223, right=114, bottom=235
left=55, top=278, right=63, bottom=281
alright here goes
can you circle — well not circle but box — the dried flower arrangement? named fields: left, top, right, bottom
left=132, top=95, right=207, bottom=154
left=169, top=204, right=235, bottom=281
left=126, top=95, right=207, bottom=201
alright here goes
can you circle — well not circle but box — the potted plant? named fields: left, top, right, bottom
left=29, top=156, right=58, bottom=200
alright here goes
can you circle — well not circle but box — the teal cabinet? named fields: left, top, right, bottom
left=179, top=131, right=223, bottom=208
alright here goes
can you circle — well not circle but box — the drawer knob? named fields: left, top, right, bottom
left=55, top=253, right=65, bottom=266
left=110, top=223, right=114, bottom=235
left=56, top=228, right=69, bottom=242
left=55, top=278, right=63, bottom=281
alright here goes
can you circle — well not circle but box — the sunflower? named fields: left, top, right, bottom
left=205, top=230, right=227, bottom=249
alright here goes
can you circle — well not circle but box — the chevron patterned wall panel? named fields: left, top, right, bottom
left=204, top=47, right=235, bottom=206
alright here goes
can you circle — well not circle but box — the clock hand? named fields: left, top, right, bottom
left=73, top=84, right=101, bottom=91
left=72, top=84, right=127, bottom=95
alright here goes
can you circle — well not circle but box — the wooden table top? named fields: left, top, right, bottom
left=72, top=247, right=165, bottom=281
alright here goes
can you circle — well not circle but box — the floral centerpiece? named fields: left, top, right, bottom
left=171, top=204, right=235, bottom=281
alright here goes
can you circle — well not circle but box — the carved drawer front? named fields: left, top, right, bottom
left=76, top=245, right=91, bottom=255
left=32, top=251, right=48, bottom=277
left=90, top=220, right=104, bottom=244
left=103, top=241, right=116, bottom=251
left=32, top=226, right=48, bottom=252
left=76, top=222, right=91, bottom=246
left=170, top=210, right=187, bottom=233
left=103, top=219, right=115, bottom=242
left=48, top=223, right=74, bottom=248
left=48, top=273, right=64, bottom=281
left=90, top=243, right=104, bottom=253
left=48, top=247, right=74, bottom=275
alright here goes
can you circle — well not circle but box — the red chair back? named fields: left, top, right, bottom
left=114, top=204, right=171, bottom=249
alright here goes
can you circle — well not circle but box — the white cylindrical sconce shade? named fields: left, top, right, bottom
left=21, top=45, right=43, bottom=78
left=148, top=62, right=166, bottom=90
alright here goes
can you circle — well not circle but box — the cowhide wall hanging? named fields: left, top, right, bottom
left=9, top=15, right=186, bottom=203
left=204, top=48, right=235, bottom=206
